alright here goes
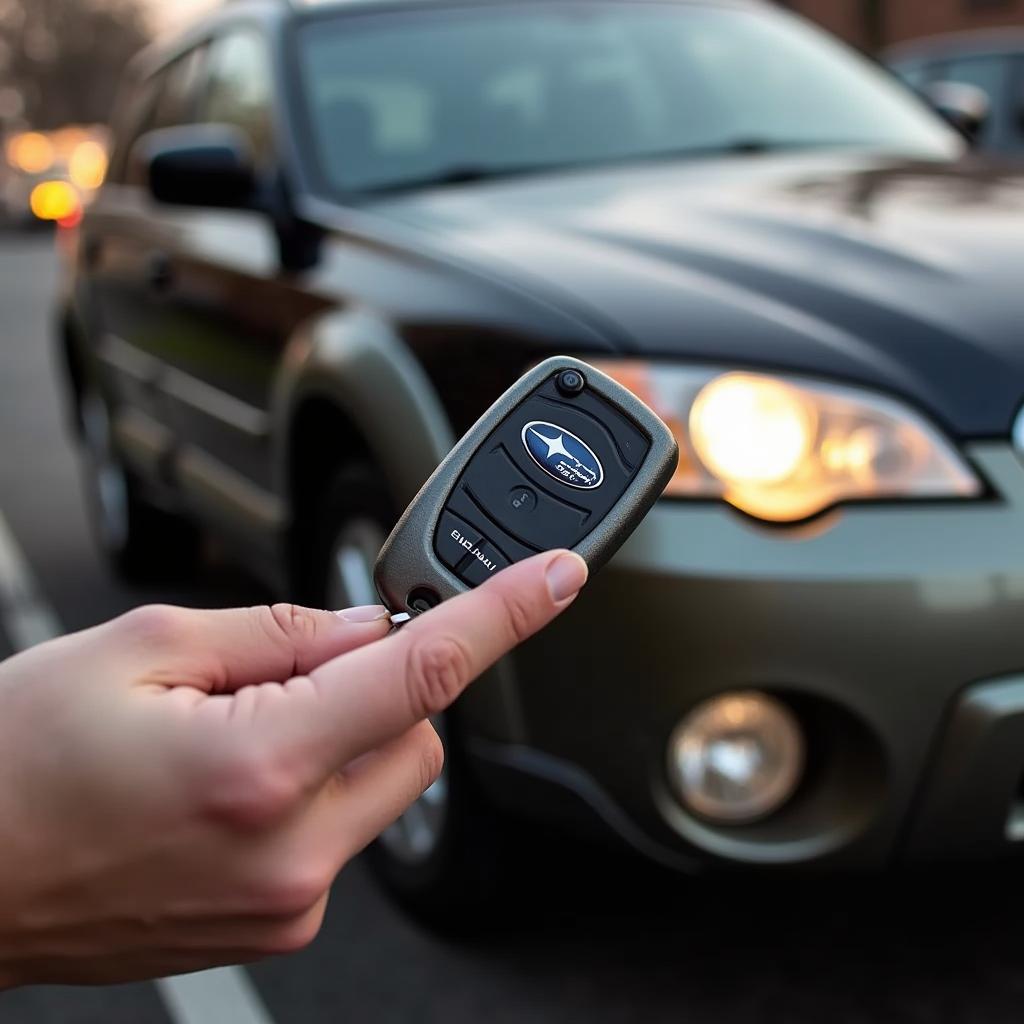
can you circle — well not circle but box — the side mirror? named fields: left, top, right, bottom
left=130, top=124, right=258, bottom=209
left=922, top=81, right=991, bottom=145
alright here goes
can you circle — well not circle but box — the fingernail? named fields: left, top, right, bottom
left=336, top=605, right=390, bottom=622
left=545, top=552, right=588, bottom=603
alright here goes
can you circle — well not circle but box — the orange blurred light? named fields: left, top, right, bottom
left=6, top=131, right=55, bottom=174
left=69, top=140, right=108, bottom=191
left=29, top=180, right=80, bottom=222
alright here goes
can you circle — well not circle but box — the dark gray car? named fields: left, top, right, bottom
left=56, top=0, right=1024, bottom=926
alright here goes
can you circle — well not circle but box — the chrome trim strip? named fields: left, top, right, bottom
left=99, top=334, right=270, bottom=439
left=177, top=446, right=284, bottom=535
left=99, top=334, right=160, bottom=388
left=162, top=369, right=270, bottom=440
left=111, top=407, right=173, bottom=476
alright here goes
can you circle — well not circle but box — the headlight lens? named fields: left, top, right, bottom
left=592, top=362, right=981, bottom=522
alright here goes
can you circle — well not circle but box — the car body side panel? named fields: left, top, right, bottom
left=273, top=306, right=455, bottom=507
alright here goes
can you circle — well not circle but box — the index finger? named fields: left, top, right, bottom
left=273, top=549, right=587, bottom=779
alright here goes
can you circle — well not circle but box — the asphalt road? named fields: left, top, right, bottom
left=3, top=233, right=1024, bottom=1023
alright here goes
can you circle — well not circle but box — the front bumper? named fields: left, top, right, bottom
left=465, top=442, right=1024, bottom=870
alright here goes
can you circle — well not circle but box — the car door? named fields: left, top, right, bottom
left=137, top=26, right=329, bottom=557
left=85, top=47, right=209, bottom=489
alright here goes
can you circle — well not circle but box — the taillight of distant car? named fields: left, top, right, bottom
left=29, top=180, right=81, bottom=227
left=68, top=141, right=107, bottom=192
left=5, top=131, right=56, bottom=175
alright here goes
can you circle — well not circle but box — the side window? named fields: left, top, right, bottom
left=106, top=71, right=163, bottom=184
left=150, top=47, right=209, bottom=131
left=199, top=30, right=275, bottom=163
left=940, top=54, right=1010, bottom=146
left=107, top=48, right=209, bottom=185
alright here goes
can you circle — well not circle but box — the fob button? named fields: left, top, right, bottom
left=435, top=511, right=483, bottom=570
left=407, top=587, right=441, bottom=613
left=464, top=448, right=590, bottom=549
left=508, top=486, right=537, bottom=514
left=458, top=541, right=510, bottom=587
left=556, top=369, right=586, bottom=396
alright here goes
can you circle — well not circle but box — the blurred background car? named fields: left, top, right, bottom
left=886, top=30, right=1024, bottom=154
left=51, top=0, right=1024, bottom=931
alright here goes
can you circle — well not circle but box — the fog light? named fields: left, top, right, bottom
left=668, top=691, right=804, bottom=824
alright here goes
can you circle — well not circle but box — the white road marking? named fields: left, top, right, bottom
left=156, top=970, right=276, bottom=1024
left=0, top=511, right=63, bottom=650
left=0, top=506, right=278, bottom=1024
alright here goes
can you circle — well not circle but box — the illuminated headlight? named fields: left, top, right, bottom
left=591, top=362, right=981, bottom=522
left=668, top=691, right=804, bottom=824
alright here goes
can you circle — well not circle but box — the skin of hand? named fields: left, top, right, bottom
left=0, top=549, right=587, bottom=988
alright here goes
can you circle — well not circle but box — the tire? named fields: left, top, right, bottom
left=79, top=388, right=199, bottom=582
left=312, top=465, right=516, bottom=932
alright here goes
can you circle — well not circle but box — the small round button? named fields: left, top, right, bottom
left=508, top=486, right=537, bottom=513
left=556, top=369, right=585, bottom=395
left=407, top=586, right=441, bottom=613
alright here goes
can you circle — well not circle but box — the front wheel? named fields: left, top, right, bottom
left=314, top=466, right=516, bottom=931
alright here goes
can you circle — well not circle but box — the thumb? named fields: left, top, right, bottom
left=244, top=549, right=588, bottom=786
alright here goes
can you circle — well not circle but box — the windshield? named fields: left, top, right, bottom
left=295, top=1, right=960, bottom=194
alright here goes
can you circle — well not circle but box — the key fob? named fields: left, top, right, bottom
left=374, top=356, right=679, bottom=614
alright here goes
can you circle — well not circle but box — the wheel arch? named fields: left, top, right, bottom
left=276, top=307, right=528, bottom=745
left=274, top=307, right=454, bottom=589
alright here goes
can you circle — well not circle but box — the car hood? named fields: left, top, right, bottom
left=372, top=152, right=1024, bottom=438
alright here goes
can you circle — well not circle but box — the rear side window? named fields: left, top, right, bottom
left=199, top=29, right=275, bottom=163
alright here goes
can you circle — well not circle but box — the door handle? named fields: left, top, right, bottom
left=146, top=253, right=175, bottom=294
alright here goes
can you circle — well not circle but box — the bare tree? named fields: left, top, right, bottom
left=0, top=0, right=152, bottom=129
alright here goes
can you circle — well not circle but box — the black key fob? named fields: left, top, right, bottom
left=374, top=357, right=679, bottom=614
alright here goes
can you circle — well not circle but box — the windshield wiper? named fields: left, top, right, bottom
left=361, top=140, right=875, bottom=195
left=363, top=163, right=559, bottom=194
left=638, top=137, right=877, bottom=159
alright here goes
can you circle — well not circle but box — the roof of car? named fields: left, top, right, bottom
left=885, top=27, right=1024, bottom=62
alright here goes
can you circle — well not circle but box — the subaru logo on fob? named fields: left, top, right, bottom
left=521, top=421, right=604, bottom=490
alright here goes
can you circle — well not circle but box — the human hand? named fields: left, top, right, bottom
left=0, top=549, right=587, bottom=987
